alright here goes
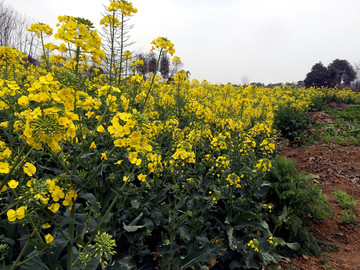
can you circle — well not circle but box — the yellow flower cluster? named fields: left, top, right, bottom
left=108, top=0, right=137, bottom=16
left=226, top=173, right=242, bottom=188
left=7, top=206, right=27, bottom=222
left=54, top=15, right=105, bottom=66
left=151, top=37, right=175, bottom=56
left=172, top=56, right=181, bottom=63
left=27, top=23, right=53, bottom=39
left=0, top=141, right=11, bottom=175
left=255, top=158, right=272, bottom=173
left=25, top=177, right=77, bottom=212
left=247, top=238, right=259, bottom=252
left=267, top=236, right=278, bottom=246
left=130, top=59, right=144, bottom=68
left=171, top=141, right=195, bottom=164
left=100, top=15, right=121, bottom=28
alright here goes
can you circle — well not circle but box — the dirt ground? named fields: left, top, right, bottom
left=279, top=111, right=360, bottom=270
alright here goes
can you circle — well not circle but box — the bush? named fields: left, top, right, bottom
left=264, top=155, right=332, bottom=255
left=274, top=104, right=311, bottom=141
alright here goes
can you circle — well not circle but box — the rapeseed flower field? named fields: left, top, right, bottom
left=1, top=1, right=360, bottom=269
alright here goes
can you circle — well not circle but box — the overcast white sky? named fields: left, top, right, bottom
left=3, top=0, right=360, bottom=84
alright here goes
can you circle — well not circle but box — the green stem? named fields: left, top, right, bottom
left=72, top=183, right=127, bottom=267
left=40, top=33, right=50, bottom=71
left=67, top=204, right=76, bottom=270
left=9, top=229, right=36, bottom=270
left=45, top=145, right=71, bottom=174
left=109, top=12, right=116, bottom=84
left=117, top=14, right=125, bottom=85
left=141, top=48, right=163, bottom=113
left=14, top=247, right=48, bottom=267
left=36, top=202, right=70, bottom=240
left=81, top=145, right=117, bottom=189
left=76, top=106, right=109, bottom=161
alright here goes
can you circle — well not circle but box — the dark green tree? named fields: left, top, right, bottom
left=328, top=59, right=356, bottom=88
left=134, top=53, right=147, bottom=78
left=147, top=52, right=157, bottom=74
left=304, top=62, right=332, bottom=88
left=159, top=53, right=170, bottom=80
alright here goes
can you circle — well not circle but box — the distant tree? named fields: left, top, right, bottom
left=353, top=62, right=360, bottom=91
left=328, top=59, right=356, bottom=88
left=241, top=75, right=249, bottom=86
left=304, top=62, right=332, bottom=88
left=250, top=82, right=264, bottom=87
left=147, top=52, right=157, bottom=74
left=297, top=81, right=305, bottom=87
left=134, top=53, right=147, bottom=78
left=159, top=53, right=170, bottom=80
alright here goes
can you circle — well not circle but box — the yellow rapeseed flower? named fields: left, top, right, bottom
left=42, top=223, right=51, bottom=229
left=45, top=233, right=54, bottom=244
left=90, top=142, right=97, bottom=149
left=101, top=152, right=108, bottom=160
left=0, top=162, right=10, bottom=174
left=23, top=162, right=36, bottom=176
left=8, top=180, right=19, bottom=189
left=97, top=125, right=106, bottom=133
left=7, top=206, right=27, bottom=222
left=48, top=203, right=60, bottom=213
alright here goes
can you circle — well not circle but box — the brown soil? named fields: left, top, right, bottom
left=279, top=111, right=360, bottom=270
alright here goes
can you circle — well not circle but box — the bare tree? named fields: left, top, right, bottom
left=353, top=62, right=360, bottom=91
left=100, top=0, right=137, bottom=84
left=0, top=1, right=39, bottom=56
left=241, top=75, right=249, bottom=87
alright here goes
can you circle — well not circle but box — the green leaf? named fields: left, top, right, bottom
left=59, top=216, right=83, bottom=227
left=276, top=238, right=300, bottom=250
left=175, top=244, right=212, bottom=269
left=48, top=238, right=68, bottom=270
left=178, top=225, right=191, bottom=242
left=79, top=193, right=100, bottom=213
left=21, top=256, right=50, bottom=270
left=123, top=212, right=145, bottom=232
left=227, top=226, right=236, bottom=250
left=1, top=237, right=15, bottom=246
left=130, top=198, right=141, bottom=209
left=79, top=152, right=95, bottom=159
left=151, top=209, right=163, bottom=226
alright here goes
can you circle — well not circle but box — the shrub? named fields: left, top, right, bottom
left=264, top=155, right=332, bottom=255
left=273, top=104, right=311, bottom=141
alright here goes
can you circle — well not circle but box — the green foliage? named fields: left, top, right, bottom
left=333, top=189, right=357, bottom=210
left=333, top=189, right=358, bottom=225
left=304, top=59, right=356, bottom=88
left=311, top=105, right=360, bottom=146
left=338, top=209, right=357, bottom=224
left=273, top=105, right=311, bottom=141
left=264, top=155, right=333, bottom=256
left=326, top=104, right=360, bottom=122
left=304, top=62, right=333, bottom=88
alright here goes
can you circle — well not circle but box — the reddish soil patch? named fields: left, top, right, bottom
left=280, top=142, right=360, bottom=270
left=310, top=111, right=338, bottom=125
left=327, top=102, right=347, bottom=109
